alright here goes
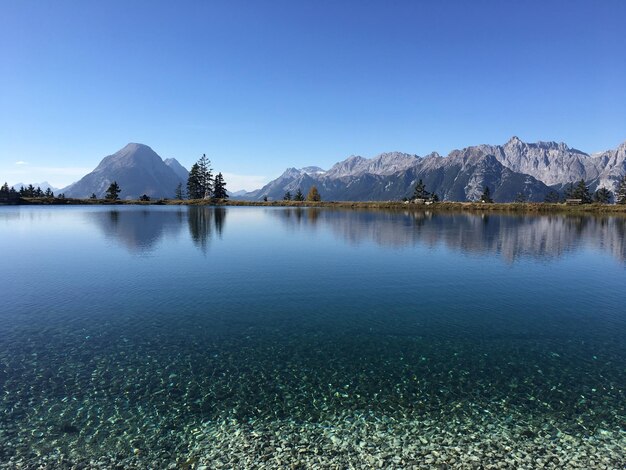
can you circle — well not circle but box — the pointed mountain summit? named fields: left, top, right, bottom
left=63, top=143, right=188, bottom=199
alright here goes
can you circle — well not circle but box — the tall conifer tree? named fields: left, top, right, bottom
left=412, top=179, right=430, bottom=199
left=213, top=173, right=228, bottom=199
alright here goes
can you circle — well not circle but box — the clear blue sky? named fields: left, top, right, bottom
left=1, top=1, right=625, bottom=190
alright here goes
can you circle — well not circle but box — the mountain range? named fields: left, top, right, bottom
left=242, top=137, right=626, bottom=202
left=38, top=137, right=626, bottom=202
left=62, top=143, right=188, bottom=199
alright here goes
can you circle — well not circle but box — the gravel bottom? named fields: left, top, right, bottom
left=2, top=413, right=624, bottom=469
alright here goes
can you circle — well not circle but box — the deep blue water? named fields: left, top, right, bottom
left=0, top=206, right=625, bottom=467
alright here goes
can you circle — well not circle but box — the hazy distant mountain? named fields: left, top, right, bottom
left=245, top=166, right=326, bottom=199
left=63, top=143, right=188, bottom=199
left=242, top=137, right=626, bottom=202
left=228, top=189, right=248, bottom=198
left=11, top=181, right=59, bottom=193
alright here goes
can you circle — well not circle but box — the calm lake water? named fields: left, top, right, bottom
left=1, top=206, right=625, bottom=468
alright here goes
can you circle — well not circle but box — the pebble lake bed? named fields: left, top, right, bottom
left=1, top=206, right=625, bottom=468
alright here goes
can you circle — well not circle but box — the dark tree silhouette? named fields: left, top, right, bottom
left=593, top=187, right=612, bottom=204
left=479, top=186, right=493, bottom=203
left=412, top=179, right=430, bottom=199
left=572, top=179, right=592, bottom=203
left=105, top=181, right=121, bottom=200
left=213, top=172, right=228, bottom=199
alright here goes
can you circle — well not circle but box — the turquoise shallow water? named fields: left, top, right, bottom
left=0, top=206, right=625, bottom=468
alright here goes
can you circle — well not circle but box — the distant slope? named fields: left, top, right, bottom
left=63, top=143, right=187, bottom=199
left=164, top=158, right=189, bottom=182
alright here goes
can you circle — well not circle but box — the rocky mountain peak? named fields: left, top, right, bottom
left=301, top=166, right=326, bottom=175
left=423, top=152, right=441, bottom=159
left=506, top=136, right=524, bottom=146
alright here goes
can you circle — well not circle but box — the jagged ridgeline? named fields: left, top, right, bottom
left=240, top=137, right=626, bottom=202
left=62, top=143, right=189, bottom=200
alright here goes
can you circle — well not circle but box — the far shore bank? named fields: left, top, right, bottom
left=4, top=197, right=626, bottom=214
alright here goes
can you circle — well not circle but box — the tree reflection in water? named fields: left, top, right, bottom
left=187, top=206, right=227, bottom=252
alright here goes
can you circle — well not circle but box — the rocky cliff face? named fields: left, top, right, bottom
left=487, top=136, right=600, bottom=186
left=324, top=152, right=419, bottom=178
left=63, top=143, right=187, bottom=199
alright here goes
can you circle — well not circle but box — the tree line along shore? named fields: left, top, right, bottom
left=4, top=196, right=626, bottom=215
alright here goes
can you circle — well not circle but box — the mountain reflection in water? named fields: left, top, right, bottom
left=88, top=206, right=226, bottom=253
left=272, top=208, right=626, bottom=263
left=78, top=206, right=626, bottom=262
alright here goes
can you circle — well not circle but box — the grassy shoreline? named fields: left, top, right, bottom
left=5, top=197, right=626, bottom=214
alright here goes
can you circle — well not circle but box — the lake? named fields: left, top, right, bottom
left=1, top=206, right=625, bottom=468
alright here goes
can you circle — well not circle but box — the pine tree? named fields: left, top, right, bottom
left=187, top=154, right=213, bottom=199
left=572, top=179, right=592, bottom=203
left=283, top=191, right=292, bottom=201
left=175, top=182, right=185, bottom=200
left=412, top=179, right=430, bottom=200
left=44, top=188, right=54, bottom=198
left=105, top=181, right=121, bottom=200
left=0, top=183, right=19, bottom=202
left=593, top=187, right=612, bottom=204
left=306, top=186, right=321, bottom=201
left=480, top=186, right=493, bottom=203
left=430, top=192, right=439, bottom=202
left=197, top=153, right=213, bottom=198
left=294, top=188, right=305, bottom=201
left=90, top=193, right=97, bottom=199
left=187, top=163, right=202, bottom=199
left=616, top=175, right=626, bottom=204
left=213, top=173, right=228, bottom=199
left=139, top=194, right=150, bottom=201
